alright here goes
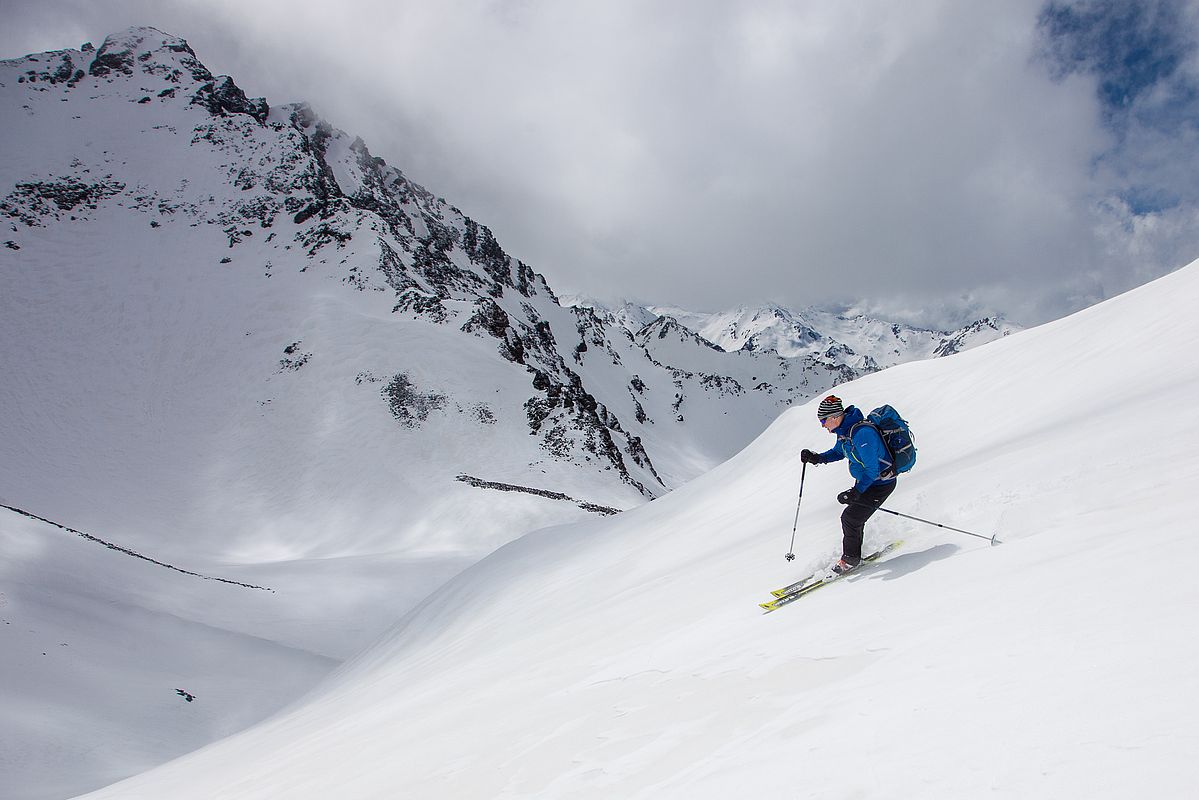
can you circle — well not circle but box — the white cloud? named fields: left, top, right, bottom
left=3, top=0, right=1197, bottom=325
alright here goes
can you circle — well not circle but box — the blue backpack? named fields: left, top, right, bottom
left=852, top=405, right=917, bottom=477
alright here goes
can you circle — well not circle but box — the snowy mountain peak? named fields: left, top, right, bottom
left=705, top=303, right=824, bottom=355
left=3, top=25, right=269, bottom=132
left=633, top=315, right=721, bottom=351
left=87, top=26, right=208, bottom=80
left=931, top=316, right=1010, bottom=357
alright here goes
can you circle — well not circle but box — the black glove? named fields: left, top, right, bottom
left=837, top=488, right=860, bottom=505
left=800, top=449, right=821, bottom=465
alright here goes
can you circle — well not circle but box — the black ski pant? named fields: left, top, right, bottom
left=841, top=481, right=896, bottom=563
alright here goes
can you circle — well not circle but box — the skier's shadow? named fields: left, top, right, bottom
left=852, top=543, right=958, bottom=582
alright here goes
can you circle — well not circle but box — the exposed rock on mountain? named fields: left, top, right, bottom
left=1, top=26, right=1017, bottom=557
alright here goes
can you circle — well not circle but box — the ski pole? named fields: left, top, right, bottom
left=785, top=461, right=807, bottom=561
left=859, top=503, right=1000, bottom=546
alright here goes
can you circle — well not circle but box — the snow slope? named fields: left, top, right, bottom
left=74, top=260, right=1199, bottom=798
left=0, top=510, right=336, bottom=800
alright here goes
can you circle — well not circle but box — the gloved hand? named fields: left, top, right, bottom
left=800, top=449, right=821, bottom=465
left=837, top=488, right=860, bottom=505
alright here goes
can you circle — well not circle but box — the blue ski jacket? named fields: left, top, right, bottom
left=818, top=405, right=897, bottom=493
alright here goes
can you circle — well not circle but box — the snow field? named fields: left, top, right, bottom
left=73, top=261, right=1199, bottom=798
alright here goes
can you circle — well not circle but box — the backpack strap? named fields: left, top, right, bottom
left=849, top=420, right=896, bottom=479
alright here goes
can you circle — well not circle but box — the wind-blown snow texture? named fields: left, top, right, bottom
left=70, top=250, right=1199, bottom=799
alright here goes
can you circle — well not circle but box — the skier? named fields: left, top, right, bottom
left=800, top=395, right=897, bottom=574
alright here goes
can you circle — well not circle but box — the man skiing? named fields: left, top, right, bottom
left=800, top=395, right=897, bottom=574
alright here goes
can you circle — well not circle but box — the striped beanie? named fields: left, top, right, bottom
left=817, top=395, right=844, bottom=420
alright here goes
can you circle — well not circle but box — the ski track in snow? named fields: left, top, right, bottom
left=1, top=504, right=273, bottom=591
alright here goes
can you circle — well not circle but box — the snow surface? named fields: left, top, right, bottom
left=65, top=260, right=1199, bottom=798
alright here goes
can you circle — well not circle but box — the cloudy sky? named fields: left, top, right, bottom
left=4, top=0, right=1199, bottom=326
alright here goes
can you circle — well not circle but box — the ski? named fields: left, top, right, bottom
left=769, top=540, right=903, bottom=597
left=760, top=540, right=903, bottom=612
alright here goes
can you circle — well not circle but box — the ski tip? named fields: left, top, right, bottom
left=990, top=534, right=1001, bottom=546
left=759, top=602, right=778, bottom=612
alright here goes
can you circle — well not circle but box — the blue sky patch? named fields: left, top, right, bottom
left=1039, top=0, right=1199, bottom=211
